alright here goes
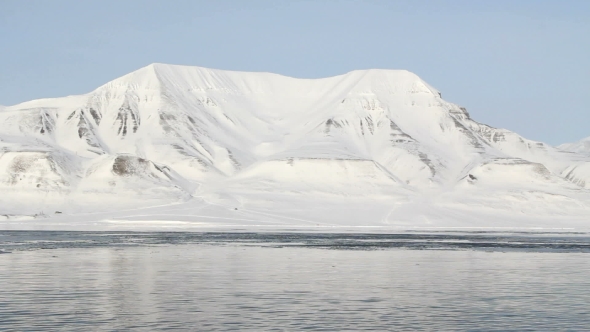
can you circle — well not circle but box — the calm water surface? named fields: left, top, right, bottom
left=1, top=232, right=590, bottom=331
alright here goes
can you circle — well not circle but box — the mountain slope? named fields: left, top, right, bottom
left=1, top=64, right=589, bottom=229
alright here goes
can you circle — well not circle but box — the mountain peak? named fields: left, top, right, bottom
left=93, top=63, right=443, bottom=104
left=97, top=63, right=162, bottom=91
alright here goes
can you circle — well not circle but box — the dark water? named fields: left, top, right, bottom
left=1, top=231, right=590, bottom=331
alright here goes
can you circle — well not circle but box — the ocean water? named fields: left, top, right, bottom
left=1, top=231, right=590, bottom=331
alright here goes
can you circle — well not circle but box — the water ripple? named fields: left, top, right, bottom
left=0, top=232, right=589, bottom=330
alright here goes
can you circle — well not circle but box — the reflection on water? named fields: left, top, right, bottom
left=1, top=232, right=590, bottom=330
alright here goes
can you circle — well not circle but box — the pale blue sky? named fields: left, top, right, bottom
left=1, top=0, right=588, bottom=144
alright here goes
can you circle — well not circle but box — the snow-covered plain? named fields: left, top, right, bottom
left=1, top=63, right=589, bottom=231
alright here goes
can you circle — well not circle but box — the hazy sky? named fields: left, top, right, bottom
left=1, top=0, right=588, bottom=144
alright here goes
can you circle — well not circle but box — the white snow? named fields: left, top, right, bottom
left=559, top=136, right=590, bottom=155
left=1, top=63, right=589, bottom=231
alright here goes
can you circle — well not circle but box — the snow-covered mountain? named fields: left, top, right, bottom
left=559, top=137, right=590, bottom=154
left=1, top=63, right=589, bottom=230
